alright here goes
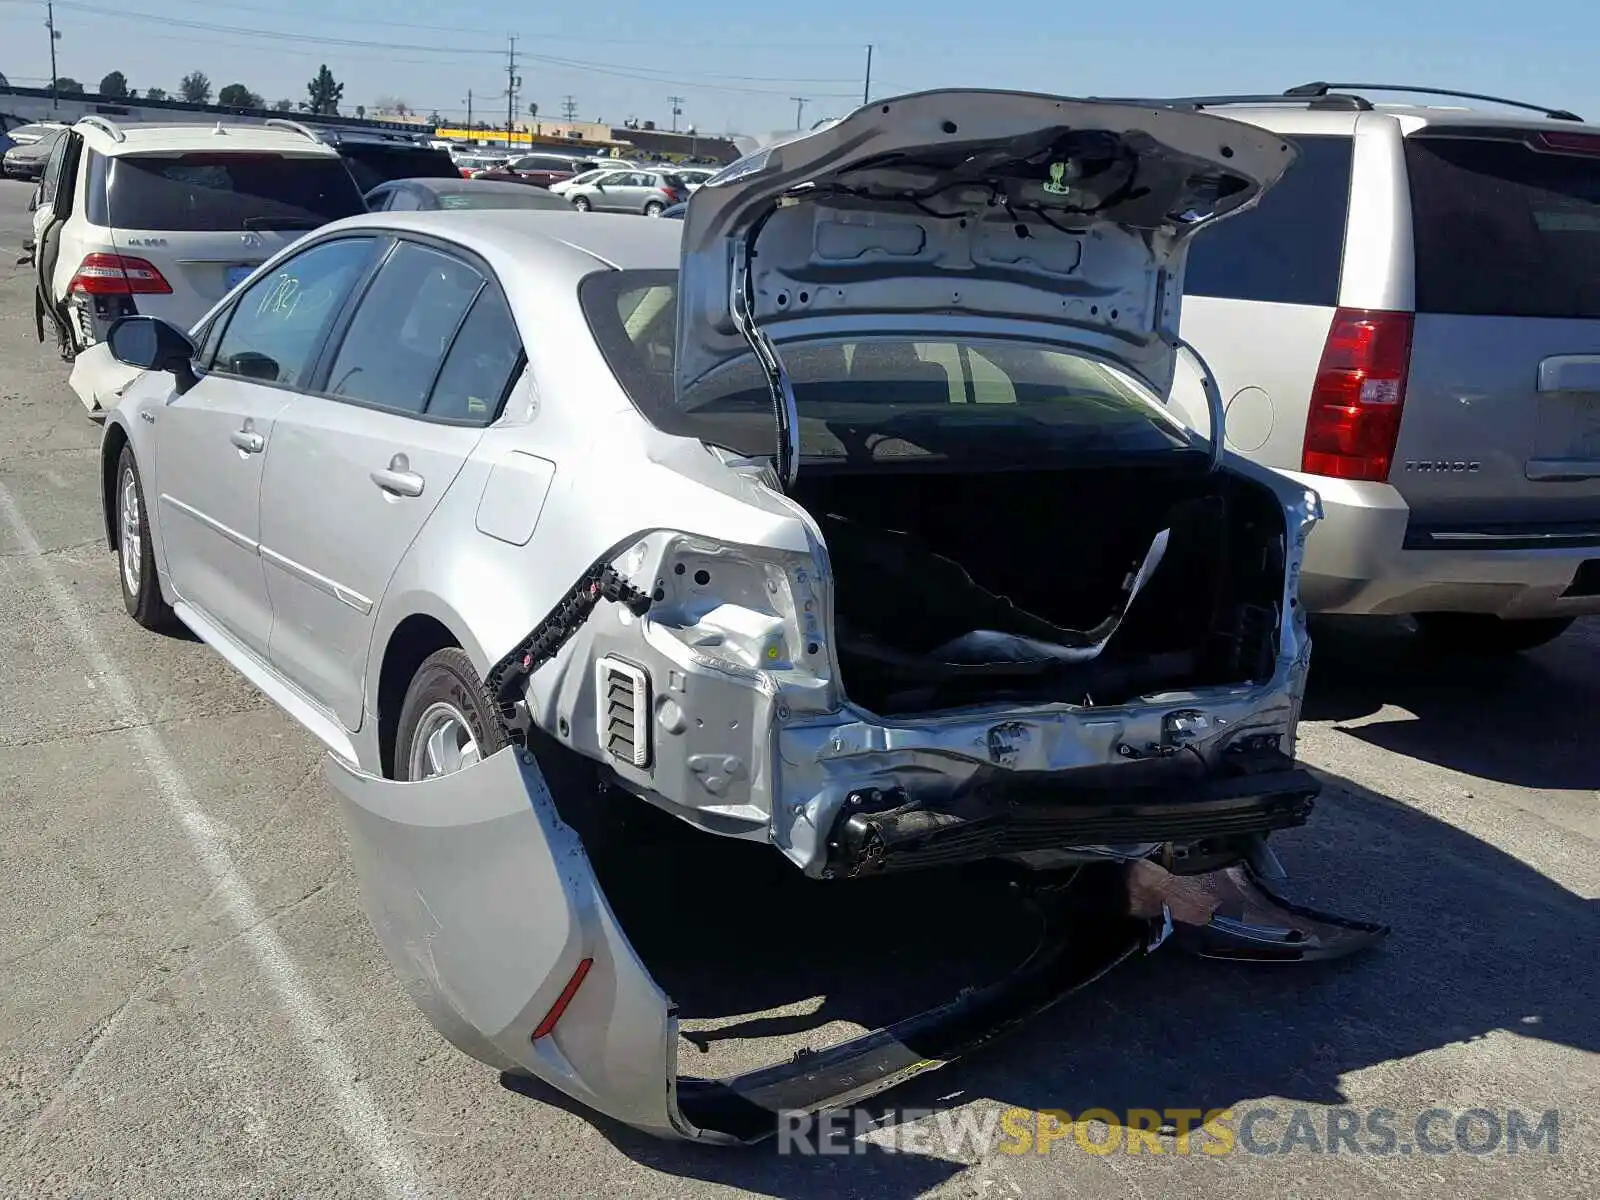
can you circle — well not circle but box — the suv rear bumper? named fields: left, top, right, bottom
left=1287, top=471, right=1600, bottom=619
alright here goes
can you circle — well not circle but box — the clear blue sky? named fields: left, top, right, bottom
left=2, top=0, right=1597, bottom=137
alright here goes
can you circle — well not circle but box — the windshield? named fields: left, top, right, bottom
left=580, top=269, right=1193, bottom=465
left=96, top=152, right=365, bottom=231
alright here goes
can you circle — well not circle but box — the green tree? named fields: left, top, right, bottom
left=218, top=83, right=262, bottom=108
left=306, top=65, right=343, bottom=117
left=273, top=98, right=293, bottom=112
left=179, top=71, right=211, bottom=104
left=98, top=71, right=130, bottom=99
left=528, top=101, right=538, bottom=120
left=145, top=87, right=168, bottom=101
left=355, top=104, right=366, bottom=120
left=53, top=77, right=86, bottom=96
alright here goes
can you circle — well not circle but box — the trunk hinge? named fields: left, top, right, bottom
left=730, top=211, right=800, bottom=491
left=1170, top=335, right=1226, bottom=474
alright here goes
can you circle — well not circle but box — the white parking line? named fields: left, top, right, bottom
left=0, top=480, right=430, bottom=1200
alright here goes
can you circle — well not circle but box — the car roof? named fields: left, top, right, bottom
left=320, top=209, right=680, bottom=275
left=71, top=118, right=343, bottom=158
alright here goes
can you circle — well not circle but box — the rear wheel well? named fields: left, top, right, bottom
left=101, top=423, right=131, bottom=551
left=377, top=615, right=461, bottom=779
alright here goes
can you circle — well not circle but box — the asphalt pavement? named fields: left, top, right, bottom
left=0, top=176, right=1595, bottom=1199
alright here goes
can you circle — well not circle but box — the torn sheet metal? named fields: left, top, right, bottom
left=931, top=528, right=1170, bottom=666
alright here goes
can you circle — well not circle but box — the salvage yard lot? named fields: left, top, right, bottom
left=0, top=175, right=1594, bottom=1199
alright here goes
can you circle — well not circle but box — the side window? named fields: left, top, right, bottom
left=426, top=285, right=523, bottom=423
left=1182, top=134, right=1355, bottom=307
left=38, top=135, right=71, bottom=208
left=385, top=188, right=423, bottom=211
left=323, top=241, right=485, bottom=416
left=212, top=238, right=378, bottom=385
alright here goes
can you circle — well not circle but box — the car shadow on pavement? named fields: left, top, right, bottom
left=1301, top=615, right=1600, bottom=789
left=499, top=763, right=1597, bottom=1198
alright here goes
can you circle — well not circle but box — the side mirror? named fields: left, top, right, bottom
left=107, top=316, right=198, bottom=391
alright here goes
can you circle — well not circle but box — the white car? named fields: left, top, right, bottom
left=31, top=115, right=366, bottom=363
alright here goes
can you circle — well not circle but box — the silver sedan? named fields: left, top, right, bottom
left=76, top=89, right=1385, bottom=1145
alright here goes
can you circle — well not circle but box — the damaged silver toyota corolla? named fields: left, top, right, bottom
left=93, top=88, right=1387, bottom=1144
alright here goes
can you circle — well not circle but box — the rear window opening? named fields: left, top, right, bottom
left=88, top=151, right=366, bottom=232
left=1407, top=131, right=1600, bottom=319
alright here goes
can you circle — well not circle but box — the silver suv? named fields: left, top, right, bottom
left=1169, top=83, right=1600, bottom=654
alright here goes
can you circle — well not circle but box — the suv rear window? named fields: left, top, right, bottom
left=90, top=152, right=365, bottom=231
left=1406, top=131, right=1600, bottom=319
left=1183, top=134, right=1354, bottom=307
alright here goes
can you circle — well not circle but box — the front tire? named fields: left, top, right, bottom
left=571, top=195, right=591, bottom=212
left=394, top=648, right=510, bottom=781
left=116, top=446, right=176, bottom=630
left=1413, top=612, right=1575, bottom=655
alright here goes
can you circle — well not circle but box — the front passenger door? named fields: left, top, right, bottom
left=260, top=239, right=525, bottom=729
left=154, top=236, right=381, bottom=657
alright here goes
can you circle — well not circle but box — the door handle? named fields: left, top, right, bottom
left=230, top=428, right=265, bottom=454
left=370, top=467, right=425, bottom=497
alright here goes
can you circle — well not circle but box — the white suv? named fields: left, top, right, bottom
left=30, top=116, right=366, bottom=361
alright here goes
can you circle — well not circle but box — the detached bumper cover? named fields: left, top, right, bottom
left=325, top=744, right=1386, bottom=1145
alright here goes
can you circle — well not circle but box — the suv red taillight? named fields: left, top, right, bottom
left=67, top=253, right=173, bottom=296
left=1301, top=308, right=1414, bottom=482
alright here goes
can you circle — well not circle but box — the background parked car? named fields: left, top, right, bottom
left=365, top=176, right=577, bottom=212
left=265, top=121, right=459, bottom=192
left=3, top=127, right=64, bottom=180
left=1171, top=82, right=1600, bottom=654
left=473, top=152, right=583, bottom=189
left=3, top=121, right=68, bottom=146
left=558, top=167, right=688, bottom=215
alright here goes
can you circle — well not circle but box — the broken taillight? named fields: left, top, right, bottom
left=1300, top=308, right=1413, bottom=482
left=68, top=253, right=173, bottom=296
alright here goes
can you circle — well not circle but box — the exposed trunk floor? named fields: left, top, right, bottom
left=584, top=802, right=1048, bottom=1081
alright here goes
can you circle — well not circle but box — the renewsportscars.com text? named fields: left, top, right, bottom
left=776, top=1105, right=1562, bottom=1157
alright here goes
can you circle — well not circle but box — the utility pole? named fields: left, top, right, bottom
left=667, top=94, right=684, bottom=133
left=46, top=0, right=61, bottom=110
left=463, top=89, right=473, bottom=131
left=505, top=35, right=521, bottom=145
left=863, top=45, right=873, bottom=107
left=790, top=96, right=808, bottom=130
left=561, top=95, right=577, bottom=123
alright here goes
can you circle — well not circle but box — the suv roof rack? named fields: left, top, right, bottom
left=1090, top=91, right=1374, bottom=113
left=1285, top=81, right=1582, bottom=123
left=262, top=117, right=325, bottom=143
left=75, top=114, right=126, bottom=142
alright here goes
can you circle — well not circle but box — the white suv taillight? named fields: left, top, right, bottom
left=1300, top=308, right=1414, bottom=482
left=68, top=253, right=173, bottom=296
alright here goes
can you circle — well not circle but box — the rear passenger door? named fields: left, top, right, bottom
left=258, top=238, right=524, bottom=729
left=1177, top=133, right=1356, bottom=470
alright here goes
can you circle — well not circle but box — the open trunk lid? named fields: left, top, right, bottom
left=675, top=89, right=1297, bottom=458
